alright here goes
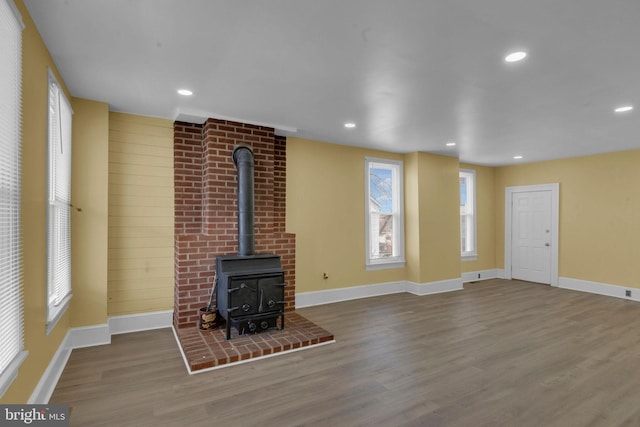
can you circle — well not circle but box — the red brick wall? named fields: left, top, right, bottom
left=174, top=119, right=295, bottom=328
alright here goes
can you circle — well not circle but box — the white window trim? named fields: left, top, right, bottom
left=365, top=157, right=405, bottom=271
left=460, top=169, right=477, bottom=260
left=46, top=69, right=73, bottom=335
left=0, top=0, right=28, bottom=398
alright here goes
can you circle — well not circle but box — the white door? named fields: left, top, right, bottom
left=511, top=190, right=552, bottom=284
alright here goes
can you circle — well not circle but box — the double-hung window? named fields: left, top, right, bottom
left=46, top=71, right=73, bottom=334
left=0, top=0, right=27, bottom=397
left=365, top=157, right=405, bottom=270
left=459, top=169, right=477, bottom=259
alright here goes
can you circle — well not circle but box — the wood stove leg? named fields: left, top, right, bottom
left=226, top=321, right=231, bottom=340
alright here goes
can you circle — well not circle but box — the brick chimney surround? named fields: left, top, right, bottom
left=174, top=118, right=295, bottom=329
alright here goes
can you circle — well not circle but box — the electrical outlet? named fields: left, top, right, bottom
left=477, top=273, right=481, bottom=279
left=625, top=290, right=632, bottom=297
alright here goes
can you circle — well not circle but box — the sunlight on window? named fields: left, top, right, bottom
left=365, top=158, right=405, bottom=269
left=460, top=169, right=477, bottom=258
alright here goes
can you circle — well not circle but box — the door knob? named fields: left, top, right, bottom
left=545, top=243, right=550, bottom=247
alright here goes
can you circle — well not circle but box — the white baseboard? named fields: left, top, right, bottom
left=558, top=277, right=640, bottom=303
left=497, top=269, right=507, bottom=279
left=296, top=278, right=463, bottom=308
left=109, top=310, right=173, bottom=335
left=461, top=269, right=500, bottom=283
left=296, top=281, right=406, bottom=308
left=28, top=325, right=110, bottom=404
left=70, top=324, right=111, bottom=349
left=27, top=334, right=72, bottom=404
left=406, top=278, right=463, bottom=296
left=30, top=310, right=174, bottom=404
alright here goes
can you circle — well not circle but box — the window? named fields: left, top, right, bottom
left=46, top=71, right=73, bottom=334
left=460, top=169, right=477, bottom=259
left=0, top=0, right=27, bottom=397
left=365, top=157, right=405, bottom=270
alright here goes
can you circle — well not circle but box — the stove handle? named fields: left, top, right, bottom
left=258, top=289, right=264, bottom=312
left=228, top=282, right=257, bottom=293
left=228, top=304, right=252, bottom=313
left=265, top=299, right=286, bottom=308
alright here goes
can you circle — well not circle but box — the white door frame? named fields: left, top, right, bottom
left=505, top=183, right=559, bottom=286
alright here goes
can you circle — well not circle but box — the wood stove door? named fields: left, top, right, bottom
left=258, top=274, right=285, bottom=313
left=228, top=278, right=258, bottom=318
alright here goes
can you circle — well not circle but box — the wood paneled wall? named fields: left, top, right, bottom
left=108, top=112, right=174, bottom=315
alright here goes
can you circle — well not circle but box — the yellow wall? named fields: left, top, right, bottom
left=3, top=0, right=71, bottom=403
left=70, top=98, right=110, bottom=327
left=108, top=113, right=174, bottom=315
left=460, top=163, right=496, bottom=273
left=286, top=117, right=640, bottom=296
left=287, top=138, right=463, bottom=292
left=410, top=153, right=461, bottom=283
left=404, top=153, right=421, bottom=282
left=495, top=149, right=640, bottom=288
left=287, top=137, right=407, bottom=292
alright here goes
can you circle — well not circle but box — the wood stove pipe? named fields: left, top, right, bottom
left=232, top=146, right=255, bottom=256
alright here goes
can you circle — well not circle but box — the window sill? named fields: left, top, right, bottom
left=366, top=259, right=406, bottom=271
left=462, top=253, right=478, bottom=261
left=46, top=294, right=72, bottom=336
left=0, top=350, right=28, bottom=398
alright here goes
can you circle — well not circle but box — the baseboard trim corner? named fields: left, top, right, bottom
left=296, top=278, right=466, bottom=308
left=406, top=278, right=463, bottom=296
left=109, top=310, right=174, bottom=335
left=296, top=281, right=406, bottom=308
left=69, top=324, right=111, bottom=349
left=32, top=310, right=174, bottom=404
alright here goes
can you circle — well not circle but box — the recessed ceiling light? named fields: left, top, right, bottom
left=446, top=142, right=456, bottom=147
left=177, top=89, right=193, bottom=96
left=513, top=155, right=523, bottom=159
left=344, top=123, right=356, bottom=128
left=504, top=51, right=527, bottom=63
left=614, top=105, right=633, bottom=113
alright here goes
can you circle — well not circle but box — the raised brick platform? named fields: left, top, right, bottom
left=174, top=312, right=334, bottom=373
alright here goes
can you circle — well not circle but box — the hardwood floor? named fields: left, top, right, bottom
left=52, top=279, right=640, bottom=426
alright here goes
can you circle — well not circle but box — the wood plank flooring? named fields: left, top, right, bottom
left=51, top=279, right=640, bottom=426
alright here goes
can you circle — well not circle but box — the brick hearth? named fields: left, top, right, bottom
left=175, top=312, right=334, bottom=372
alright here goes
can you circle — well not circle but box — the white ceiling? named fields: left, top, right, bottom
left=25, top=0, right=639, bottom=166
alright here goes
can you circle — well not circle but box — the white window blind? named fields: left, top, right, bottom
left=0, top=0, right=27, bottom=397
left=46, top=71, right=73, bottom=334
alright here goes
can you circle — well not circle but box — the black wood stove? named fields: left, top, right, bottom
left=216, top=146, right=286, bottom=340
left=216, top=254, right=285, bottom=340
